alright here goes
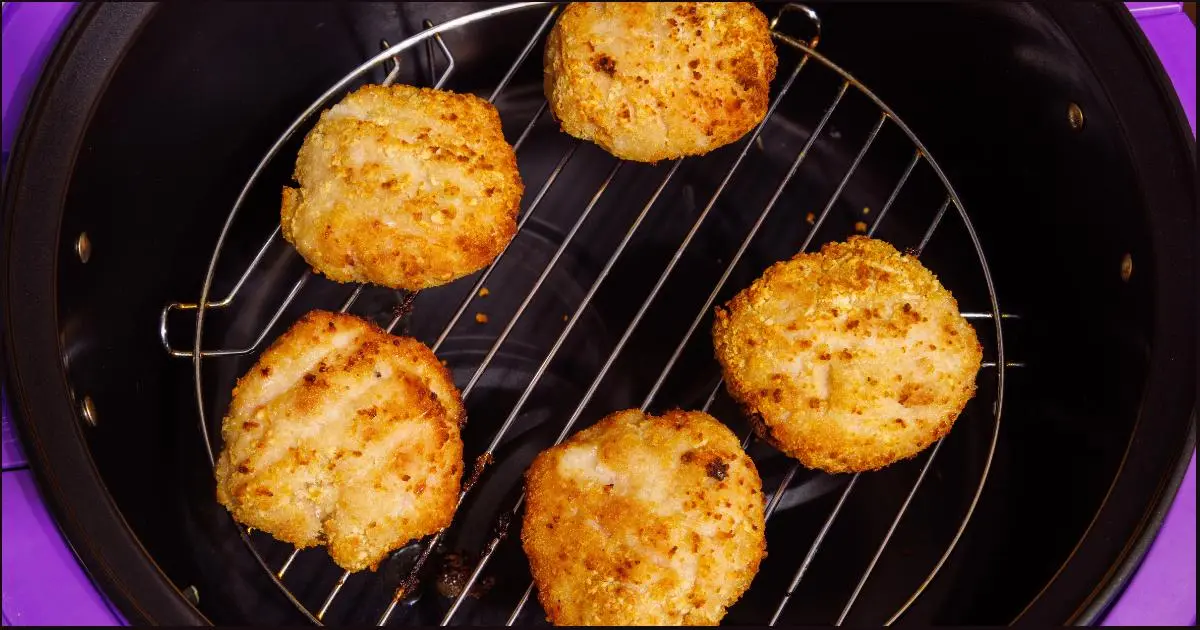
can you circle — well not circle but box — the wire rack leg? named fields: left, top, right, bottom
left=159, top=226, right=283, bottom=356
left=205, top=271, right=312, bottom=358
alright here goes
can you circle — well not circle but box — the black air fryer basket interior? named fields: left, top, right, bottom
left=2, top=2, right=1195, bottom=626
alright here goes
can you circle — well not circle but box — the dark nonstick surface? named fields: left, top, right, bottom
left=2, top=2, right=1194, bottom=626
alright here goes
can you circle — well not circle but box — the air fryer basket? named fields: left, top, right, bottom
left=2, top=1, right=1195, bottom=626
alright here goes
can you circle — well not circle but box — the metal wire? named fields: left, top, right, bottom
left=167, top=3, right=1011, bottom=626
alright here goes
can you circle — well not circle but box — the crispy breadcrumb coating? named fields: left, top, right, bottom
left=713, top=237, right=982, bottom=473
left=215, top=310, right=464, bottom=572
left=522, top=409, right=766, bottom=625
left=544, top=2, right=777, bottom=162
left=282, top=84, right=523, bottom=290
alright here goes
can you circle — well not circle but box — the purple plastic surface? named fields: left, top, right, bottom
left=1, top=472, right=123, bottom=625
left=0, top=1, right=1194, bottom=627
left=1, top=2, right=75, bottom=154
left=1127, top=2, right=1197, bottom=133
left=1104, top=455, right=1198, bottom=626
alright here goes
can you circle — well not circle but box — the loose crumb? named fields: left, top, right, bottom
left=805, top=212, right=815, bottom=225
left=563, top=314, right=570, bottom=322
left=862, top=206, right=871, bottom=215
left=475, top=313, right=489, bottom=324
left=854, top=221, right=868, bottom=233
left=479, top=287, right=490, bottom=297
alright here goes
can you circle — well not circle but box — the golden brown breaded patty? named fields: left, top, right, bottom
left=214, top=310, right=464, bottom=572
left=522, top=409, right=766, bottom=626
left=544, top=2, right=778, bottom=162
left=281, top=84, right=523, bottom=290
left=712, top=237, right=983, bottom=473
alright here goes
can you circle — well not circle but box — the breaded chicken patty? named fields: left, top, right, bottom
left=522, top=409, right=766, bottom=626
left=544, top=2, right=778, bottom=162
left=281, top=84, right=524, bottom=290
left=712, top=237, right=983, bottom=473
left=214, top=310, right=465, bottom=572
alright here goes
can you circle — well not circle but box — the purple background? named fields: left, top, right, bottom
left=0, top=1, right=1194, bottom=626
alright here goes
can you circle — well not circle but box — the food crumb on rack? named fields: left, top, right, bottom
left=478, top=287, right=490, bottom=297
left=854, top=221, right=868, bottom=233
left=475, top=313, right=489, bottom=324
left=805, top=212, right=815, bottom=225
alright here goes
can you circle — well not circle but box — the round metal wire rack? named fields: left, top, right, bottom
left=160, top=2, right=1009, bottom=625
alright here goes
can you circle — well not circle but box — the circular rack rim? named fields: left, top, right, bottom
left=168, top=2, right=1007, bottom=625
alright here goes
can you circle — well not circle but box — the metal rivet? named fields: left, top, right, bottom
left=80, top=396, right=98, bottom=427
left=1067, top=102, right=1085, bottom=131
left=76, top=232, right=91, bottom=263
left=1120, top=253, right=1133, bottom=282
